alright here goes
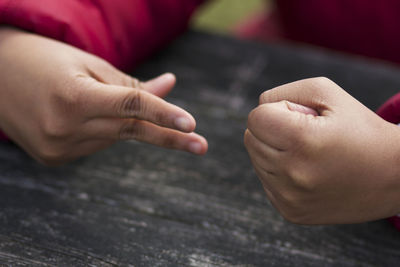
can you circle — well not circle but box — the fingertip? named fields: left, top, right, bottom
left=198, top=135, right=209, bottom=155
left=155, top=72, right=176, bottom=88
left=187, top=134, right=208, bottom=155
left=163, top=72, right=176, bottom=84
left=188, top=142, right=203, bottom=155
left=174, top=110, right=196, bottom=132
left=174, top=116, right=196, bottom=132
left=243, top=128, right=252, bottom=147
left=144, top=73, right=176, bottom=97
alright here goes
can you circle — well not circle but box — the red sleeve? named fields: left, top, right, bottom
left=377, top=93, right=400, bottom=124
left=0, top=0, right=205, bottom=70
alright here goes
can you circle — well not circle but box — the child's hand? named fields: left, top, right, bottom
left=244, top=77, right=400, bottom=224
left=0, top=28, right=207, bottom=165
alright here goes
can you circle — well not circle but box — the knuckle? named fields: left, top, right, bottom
left=285, top=163, right=318, bottom=192
left=153, top=111, right=167, bottom=125
left=311, top=76, right=333, bottom=86
left=119, top=120, right=142, bottom=140
left=303, top=77, right=334, bottom=91
left=259, top=91, right=266, bottom=105
left=53, top=79, right=83, bottom=110
left=247, top=107, right=263, bottom=130
left=276, top=188, right=305, bottom=212
left=278, top=190, right=298, bottom=206
left=280, top=208, right=309, bottom=225
left=275, top=199, right=310, bottom=224
left=310, top=76, right=332, bottom=84
left=305, top=76, right=337, bottom=104
left=41, top=119, right=71, bottom=139
left=36, top=146, right=66, bottom=166
left=129, top=77, right=142, bottom=89
left=161, top=136, right=176, bottom=149
left=259, top=90, right=271, bottom=105
left=118, top=91, right=143, bottom=117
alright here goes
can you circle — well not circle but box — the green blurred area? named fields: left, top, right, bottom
left=191, top=0, right=268, bottom=34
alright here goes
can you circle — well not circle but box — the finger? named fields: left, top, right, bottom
left=260, top=182, right=291, bottom=222
left=247, top=101, right=320, bottom=150
left=85, top=83, right=196, bottom=132
left=259, top=77, right=343, bottom=115
left=259, top=177, right=280, bottom=209
left=111, top=72, right=176, bottom=98
left=247, top=147, right=280, bottom=178
left=83, top=118, right=208, bottom=155
left=85, top=60, right=176, bottom=98
left=244, top=129, right=281, bottom=159
left=84, top=58, right=136, bottom=86
left=244, top=129, right=284, bottom=177
left=251, top=160, right=281, bottom=204
left=285, top=102, right=318, bottom=116
left=141, top=73, right=176, bottom=98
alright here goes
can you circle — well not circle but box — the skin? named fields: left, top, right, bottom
left=0, top=27, right=208, bottom=165
left=244, top=77, right=400, bottom=225
left=2, top=28, right=399, bottom=226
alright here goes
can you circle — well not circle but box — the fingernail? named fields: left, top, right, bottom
left=188, top=142, right=202, bottom=154
left=175, top=117, right=192, bottom=132
left=162, top=73, right=175, bottom=81
left=157, top=73, right=175, bottom=84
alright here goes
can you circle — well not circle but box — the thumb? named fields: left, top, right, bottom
left=285, top=101, right=318, bottom=116
left=259, top=77, right=341, bottom=116
left=247, top=100, right=319, bottom=150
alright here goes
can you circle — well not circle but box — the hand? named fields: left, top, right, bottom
left=0, top=28, right=208, bottom=165
left=244, top=77, right=400, bottom=224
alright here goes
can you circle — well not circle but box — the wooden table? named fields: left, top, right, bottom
left=1, top=31, right=400, bottom=266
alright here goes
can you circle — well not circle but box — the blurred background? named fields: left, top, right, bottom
left=191, top=0, right=269, bottom=34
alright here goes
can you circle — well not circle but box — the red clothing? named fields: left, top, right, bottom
left=0, top=0, right=204, bottom=70
left=377, top=93, right=400, bottom=124
left=1, top=1, right=400, bottom=230
left=275, top=0, right=400, bottom=65
left=237, top=0, right=400, bottom=66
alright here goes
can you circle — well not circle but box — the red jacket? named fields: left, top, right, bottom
left=0, top=0, right=204, bottom=70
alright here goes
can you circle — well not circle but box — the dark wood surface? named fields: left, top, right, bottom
left=1, top=31, right=400, bottom=266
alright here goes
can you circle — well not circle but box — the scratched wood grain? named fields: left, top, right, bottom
left=1, top=31, right=400, bottom=266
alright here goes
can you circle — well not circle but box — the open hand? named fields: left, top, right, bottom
left=245, top=77, right=400, bottom=224
left=0, top=28, right=207, bottom=165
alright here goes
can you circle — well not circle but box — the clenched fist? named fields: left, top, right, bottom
left=245, top=77, right=400, bottom=224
